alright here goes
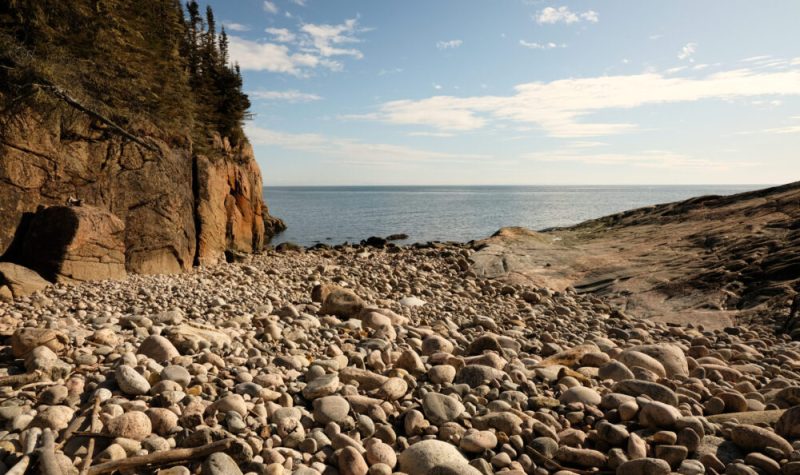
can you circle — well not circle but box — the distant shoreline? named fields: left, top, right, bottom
left=263, top=184, right=765, bottom=247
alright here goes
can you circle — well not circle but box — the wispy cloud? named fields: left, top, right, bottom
left=436, top=39, right=463, bottom=50
left=290, top=0, right=307, bottom=5
left=678, top=42, right=697, bottom=62
left=300, top=18, right=367, bottom=60
left=263, top=1, right=278, bottom=14
left=408, top=131, right=455, bottom=138
left=346, top=63, right=800, bottom=137
left=223, top=22, right=250, bottom=32
left=535, top=6, right=599, bottom=25
left=737, top=116, right=800, bottom=135
left=246, top=125, right=488, bottom=163
left=265, top=27, right=296, bottom=43
left=250, top=90, right=322, bottom=102
left=519, top=40, right=566, bottom=50
left=523, top=149, right=754, bottom=170
left=230, top=18, right=369, bottom=75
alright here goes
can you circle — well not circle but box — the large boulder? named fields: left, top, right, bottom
left=0, top=108, right=196, bottom=274
left=0, top=262, right=50, bottom=300
left=316, top=284, right=365, bottom=318
left=17, top=205, right=126, bottom=283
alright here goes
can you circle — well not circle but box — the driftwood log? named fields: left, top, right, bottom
left=78, top=396, right=102, bottom=475
left=86, top=438, right=234, bottom=475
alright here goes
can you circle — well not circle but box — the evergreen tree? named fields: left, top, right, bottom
left=219, top=27, right=228, bottom=66
left=185, top=1, right=201, bottom=82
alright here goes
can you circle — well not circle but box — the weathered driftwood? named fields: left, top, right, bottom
left=86, top=438, right=234, bottom=475
left=0, top=370, right=44, bottom=388
left=78, top=397, right=102, bottom=475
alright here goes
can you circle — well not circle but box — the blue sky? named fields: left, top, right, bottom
left=210, top=0, right=800, bottom=185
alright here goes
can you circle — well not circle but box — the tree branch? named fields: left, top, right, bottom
left=33, top=83, right=158, bottom=152
left=86, top=438, right=234, bottom=475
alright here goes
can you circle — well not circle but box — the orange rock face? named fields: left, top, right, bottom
left=195, top=138, right=275, bottom=266
left=0, top=108, right=283, bottom=275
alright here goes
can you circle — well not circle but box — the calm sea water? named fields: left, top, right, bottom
left=264, top=185, right=763, bottom=246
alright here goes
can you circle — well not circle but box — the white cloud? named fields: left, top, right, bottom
left=581, top=10, right=599, bottom=23
left=299, top=18, right=367, bottom=60
left=228, top=36, right=314, bottom=75
left=763, top=125, right=800, bottom=134
left=436, top=39, right=463, bottom=50
left=536, top=6, right=599, bottom=24
left=246, top=125, right=488, bottom=163
left=290, top=0, right=307, bottom=5
left=743, top=116, right=800, bottom=135
left=250, top=90, right=322, bottom=102
left=408, top=131, right=456, bottom=138
left=266, top=27, right=296, bottom=43
left=263, top=1, right=278, bottom=14
left=230, top=18, right=369, bottom=75
left=524, top=149, right=754, bottom=170
left=348, top=64, right=800, bottom=137
left=433, top=83, right=443, bottom=90
left=678, top=42, right=697, bottom=61
left=519, top=40, right=565, bottom=50
left=224, top=22, right=250, bottom=32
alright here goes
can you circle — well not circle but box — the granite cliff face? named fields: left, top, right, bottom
left=0, top=107, right=283, bottom=275
left=0, top=0, right=285, bottom=279
left=195, top=135, right=282, bottom=267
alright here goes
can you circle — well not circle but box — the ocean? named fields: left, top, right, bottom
left=264, top=185, right=763, bottom=247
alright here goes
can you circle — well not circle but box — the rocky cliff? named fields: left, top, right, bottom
left=0, top=0, right=285, bottom=277
left=0, top=106, right=284, bottom=274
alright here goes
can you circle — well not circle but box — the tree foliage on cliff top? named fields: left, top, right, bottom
left=0, top=0, right=250, bottom=150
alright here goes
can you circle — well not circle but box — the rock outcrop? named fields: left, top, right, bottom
left=0, top=262, right=50, bottom=301
left=195, top=136, right=284, bottom=266
left=472, top=181, right=800, bottom=331
left=16, top=205, right=126, bottom=283
left=0, top=108, right=282, bottom=275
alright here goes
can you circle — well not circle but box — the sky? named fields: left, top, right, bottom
left=210, top=0, right=800, bottom=186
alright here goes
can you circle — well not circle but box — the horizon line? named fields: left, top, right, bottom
left=262, top=183, right=778, bottom=188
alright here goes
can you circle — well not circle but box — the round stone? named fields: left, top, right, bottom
left=138, top=335, right=180, bottom=362
left=302, top=373, right=339, bottom=400
left=560, top=386, right=601, bottom=406
left=616, top=458, right=671, bottom=475
left=459, top=430, right=498, bottom=453
left=422, top=392, right=465, bottom=425
left=201, top=453, right=242, bottom=475
left=106, top=411, right=152, bottom=441
left=313, top=395, right=350, bottom=424
left=398, top=440, right=481, bottom=475
left=115, top=365, right=151, bottom=396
